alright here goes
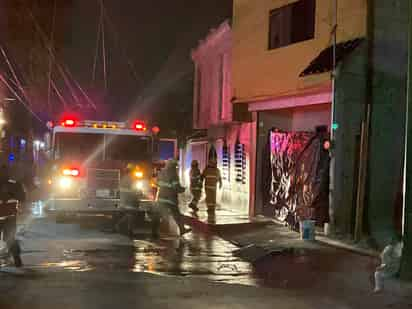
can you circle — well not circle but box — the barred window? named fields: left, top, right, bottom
left=234, top=142, right=246, bottom=184
left=222, top=142, right=230, bottom=182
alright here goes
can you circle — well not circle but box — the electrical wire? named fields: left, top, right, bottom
left=47, top=0, right=57, bottom=113
left=100, top=1, right=144, bottom=87
left=0, top=46, right=30, bottom=103
left=22, top=4, right=84, bottom=107
left=100, top=0, right=108, bottom=90
left=0, top=73, right=45, bottom=125
left=92, top=9, right=102, bottom=84
left=64, top=67, right=97, bottom=110
left=50, top=78, right=68, bottom=109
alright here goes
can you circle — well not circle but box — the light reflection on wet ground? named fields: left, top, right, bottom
left=17, top=201, right=258, bottom=286
left=30, top=235, right=258, bottom=286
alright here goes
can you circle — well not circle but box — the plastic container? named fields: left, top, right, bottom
left=300, top=220, right=316, bottom=241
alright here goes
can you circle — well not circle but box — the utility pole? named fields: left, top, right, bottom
left=401, top=0, right=412, bottom=281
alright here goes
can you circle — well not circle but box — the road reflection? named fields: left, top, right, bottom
left=17, top=202, right=258, bottom=286
left=130, top=234, right=257, bottom=285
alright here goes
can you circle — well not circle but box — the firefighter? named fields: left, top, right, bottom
left=201, top=159, right=222, bottom=213
left=151, top=159, right=191, bottom=238
left=189, top=160, right=202, bottom=212
left=0, top=164, right=25, bottom=267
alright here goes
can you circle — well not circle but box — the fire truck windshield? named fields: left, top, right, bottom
left=54, top=132, right=151, bottom=162
left=106, top=135, right=150, bottom=161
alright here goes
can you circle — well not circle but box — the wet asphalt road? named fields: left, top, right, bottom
left=10, top=202, right=258, bottom=286
left=0, top=202, right=411, bottom=309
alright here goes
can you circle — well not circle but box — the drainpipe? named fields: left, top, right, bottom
left=401, top=0, right=412, bottom=281
left=328, top=0, right=338, bottom=235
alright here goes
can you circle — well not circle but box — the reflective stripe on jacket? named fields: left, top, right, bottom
left=190, top=168, right=202, bottom=191
left=156, top=171, right=184, bottom=206
left=202, top=167, right=222, bottom=189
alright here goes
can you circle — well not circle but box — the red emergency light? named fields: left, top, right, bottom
left=152, top=126, right=160, bottom=135
left=61, top=118, right=76, bottom=127
left=62, top=168, right=80, bottom=177
left=133, top=121, right=146, bottom=131
left=323, top=140, right=332, bottom=151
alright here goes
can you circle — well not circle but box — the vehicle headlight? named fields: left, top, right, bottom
left=135, top=181, right=144, bottom=190
left=59, top=177, right=72, bottom=189
left=135, top=171, right=144, bottom=179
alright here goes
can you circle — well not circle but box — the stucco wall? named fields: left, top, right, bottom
left=192, top=22, right=232, bottom=129
left=216, top=123, right=252, bottom=214
left=232, top=0, right=367, bottom=102
left=291, top=104, right=330, bottom=131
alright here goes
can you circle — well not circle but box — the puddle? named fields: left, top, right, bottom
left=15, top=207, right=259, bottom=286
left=28, top=233, right=258, bottom=286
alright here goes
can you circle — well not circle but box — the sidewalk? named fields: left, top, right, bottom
left=182, top=201, right=412, bottom=300
left=182, top=206, right=271, bottom=233
left=182, top=197, right=379, bottom=257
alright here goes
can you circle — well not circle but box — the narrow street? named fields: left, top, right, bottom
left=0, top=202, right=410, bottom=308
left=2, top=0, right=412, bottom=308
left=15, top=202, right=256, bottom=285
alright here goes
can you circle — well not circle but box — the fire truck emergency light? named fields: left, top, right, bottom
left=133, top=121, right=146, bottom=131
left=61, top=119, right=76, bottom=127
left=62, top=168, right=80, bottom=177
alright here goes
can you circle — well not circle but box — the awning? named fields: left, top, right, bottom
left=299, top=38, right=364, bottom=77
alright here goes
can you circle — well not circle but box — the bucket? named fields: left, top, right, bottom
left=300, top=220, right=316, bottom=241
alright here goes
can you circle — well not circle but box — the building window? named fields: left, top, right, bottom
left=217, top=54, right=224, bottom=121
left=268, top=0, right=316, bottom=50
left=235, top=141, right=246, bottom=184
left=222, top=142, right=230, bottom=182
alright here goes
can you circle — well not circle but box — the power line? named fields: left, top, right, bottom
left=0, top=46, right=30, bottom=103
left=0, top=73, right=45, bottom=126
left=47, top=0, right=57, bottom=113
left=22, top=4, right=85, bottom=109
left=100, top=1, right=144, bottom=87
left=100, top=0, right=108, bottom=91
left=50, top=78, right=68, bottom=109
left=92, top=9, right=102, bottom=84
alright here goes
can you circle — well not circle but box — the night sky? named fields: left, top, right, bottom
left=1, top=0, right=233, bottom=137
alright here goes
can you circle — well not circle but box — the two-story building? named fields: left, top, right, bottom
left=182, top=20, right=253, bottom=215
left=232, top=0, right=368, bottom=229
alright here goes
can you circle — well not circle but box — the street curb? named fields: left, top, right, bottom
left=269, top=219, right=380, bottom=258
left=185, top=213, right=380, bottom=258
left=315, top=235, right=379, bottom=258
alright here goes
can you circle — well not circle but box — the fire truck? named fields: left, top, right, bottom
left=44, top=117, right=166, bottom=219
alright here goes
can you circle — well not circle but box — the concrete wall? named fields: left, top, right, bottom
left=367, top=0, right=409, bottom=247
left=333, top=42, right=367, bottom=235
left=232, top=0, right=367, bottom=102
